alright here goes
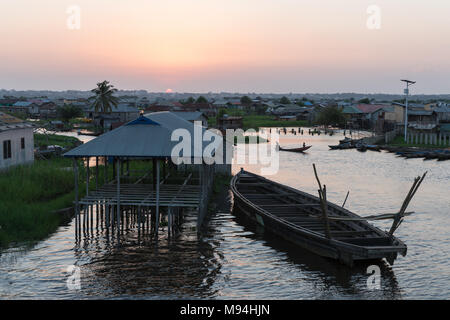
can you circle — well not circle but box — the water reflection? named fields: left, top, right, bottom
left=1, top=127, right=449, bottom=299
left=70, top=214, right=222, bottom=298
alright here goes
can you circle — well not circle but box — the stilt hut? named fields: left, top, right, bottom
left=64, top=112, right=222, bottom=241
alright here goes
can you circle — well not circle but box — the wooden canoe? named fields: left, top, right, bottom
left=231, top=169, right=407, bottom=267
left=278, top=145, right=312, bottom=153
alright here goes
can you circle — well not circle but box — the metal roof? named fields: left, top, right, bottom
left=13, top=101, right=34, bottom=107
left=0, top=112, right=34, bottom=132
left=64, top=112, right=222, bottom=159
left=169, top=111, right=207, bottom=121
left=341, top=105, right=363, bottom=114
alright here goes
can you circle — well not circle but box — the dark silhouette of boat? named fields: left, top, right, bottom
left=231, top=169, right=411, bottom=267
left=278, top=144, right=312, bottom=153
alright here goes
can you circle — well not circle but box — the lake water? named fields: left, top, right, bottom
left=1, top=129, right=449, bottom=299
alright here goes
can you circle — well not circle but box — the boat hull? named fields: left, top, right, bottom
left=231, top=170, right=407, bottom=267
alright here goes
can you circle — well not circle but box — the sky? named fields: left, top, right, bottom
left=0, top=0, right=449, bottom=94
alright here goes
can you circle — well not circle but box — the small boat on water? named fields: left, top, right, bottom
left=339, top=137, right=352, bottom=144
left=231, top=169, right=424, bottom=266
left=277, top=144, right=312, bottom=153
left=329, top=142, right=353, bottom=150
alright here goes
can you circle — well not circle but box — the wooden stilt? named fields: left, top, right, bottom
left=155, top=159, right=160, bottom=239
left=73, top=158, right=80, bottom=239
left=116, top=159, right=121, bottom=240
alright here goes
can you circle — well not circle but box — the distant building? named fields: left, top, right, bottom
left=0, top=112, right=34, bottom=169
left=181, top=103, right=217, bottom=117
left=86, top=103, right=140, bottom=131
left=9, top=101, right=39, bottom=115
left=216, top=116, right=243, bottom=132
left=170, top=111, right=208, bottom=127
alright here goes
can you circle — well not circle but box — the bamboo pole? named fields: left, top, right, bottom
left=313, top=164, right=331, bottom=239
left=342, top=191, right=350, bottom=208
left=389, top=171, right=427, bottom=236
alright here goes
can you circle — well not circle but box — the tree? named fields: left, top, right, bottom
left=182, top=97, right=195, bottom=104
left=240, top=95, right=252, bottom=104
left=296, top=100, right=305, bottom=107
left=90, top=80, right=119, bottom=113
left=358, top=98, right=370, bottom=104
left=58, top=104, right=82, bottom=123
left=196, top=96, right=208, bottom=104
left=280, top=96, right=291, bottom=104
left=316, top=106, right=346, bottom=126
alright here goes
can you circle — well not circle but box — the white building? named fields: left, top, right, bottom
left=0, top=112, right=34, bottom=169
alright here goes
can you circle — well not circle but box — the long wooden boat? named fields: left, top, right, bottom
left=231, top=169, right=407, bottom=266
left=278, top=145, right=312, bottom=153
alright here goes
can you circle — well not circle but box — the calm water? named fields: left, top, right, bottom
left=1, top=129, right=449, bottom=299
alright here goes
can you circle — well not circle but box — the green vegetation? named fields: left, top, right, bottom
left=181, top=97, right=195, bottom=104
left=209, top=109, right=308, bottom=130
left=315, top=106, right=346, bottom=127
left=57, top=104, right=83, bottom=123
left=34, top=133, right=81, bottom=149
left=208, top=173, right=232, bottom=213
left=387, top=135, right=446, bottom=149
left=358, top=98, right=371, bottom=104
left=196, top=96, right=208, bottom=104
left=240, top=95, right=252, bottom=104
left=233, top=135, right=268, bottom=145
left=5, top=111, right=27, bottom=120
left=280, top=96, right=291, bottom=104
left=0, top=158, right=82, bottom=247
left=90, top=80, right=119, bottom=113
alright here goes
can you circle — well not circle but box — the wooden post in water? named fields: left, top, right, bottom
left=95, top=157, right=99, bottom=229
left=85, top=157, right=90, bottom=233
left=152, top=159, right=157, bottom=188
left=73, top=158, right=80, bottom=239
left=116, top=158, right=121, bottom=240
left=155, top=159, right=160, bottom=239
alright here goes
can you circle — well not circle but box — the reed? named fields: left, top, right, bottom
left=0, top=158, right=79, bottom=247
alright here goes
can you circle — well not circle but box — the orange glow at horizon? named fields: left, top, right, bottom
left=0, top=0, right=449, bottom=93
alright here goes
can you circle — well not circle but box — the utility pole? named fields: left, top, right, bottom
left=401, top=79, right=416, bottom=142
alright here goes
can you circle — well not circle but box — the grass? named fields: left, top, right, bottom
left=208, top=110, right=309, bottom=130
left=208, top=173, right=232, bottom=213
left=0, top=158, right=80, bottom=247
left=233, top=135, right=268, bottom=144
left=387, top=135, right=449, bottom=149
left=34, top=133, right=80, bottom=149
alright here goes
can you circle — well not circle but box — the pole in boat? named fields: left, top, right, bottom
left=312, top=164, right=332, bottom=239
left=389, top=171, right=427, bottom=236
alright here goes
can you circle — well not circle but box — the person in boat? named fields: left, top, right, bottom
left=303, top=142, right=306, bottom=148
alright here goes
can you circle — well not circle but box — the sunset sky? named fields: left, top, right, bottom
left=1, top=0, right=449, bottom=93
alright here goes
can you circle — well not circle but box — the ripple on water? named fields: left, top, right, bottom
left=1, top=131, right=449, bottom=299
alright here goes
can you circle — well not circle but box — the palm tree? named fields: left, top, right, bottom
left=90, top=80, right=119, bottom=113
